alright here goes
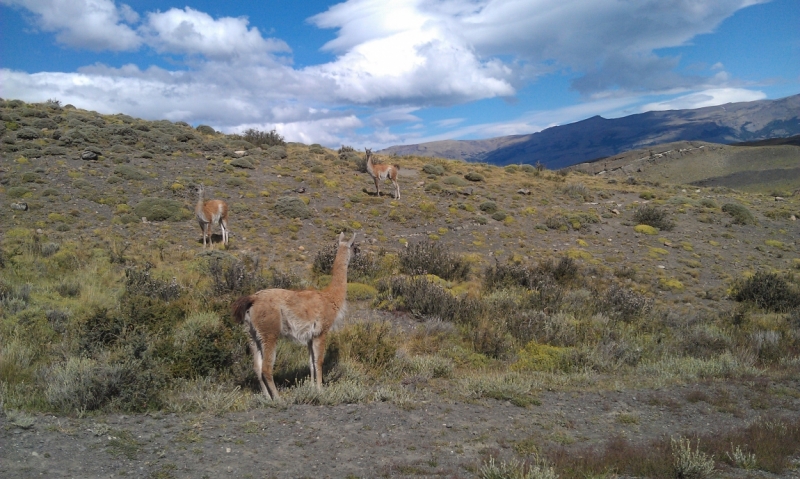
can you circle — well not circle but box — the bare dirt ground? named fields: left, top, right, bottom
left=3, top=376, right=800, bottom=479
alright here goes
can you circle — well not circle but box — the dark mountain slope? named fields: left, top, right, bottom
left=381, top=94, right=800, bottom=169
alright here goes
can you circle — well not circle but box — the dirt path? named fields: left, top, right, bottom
left=3, top=378, right=799, bottom=478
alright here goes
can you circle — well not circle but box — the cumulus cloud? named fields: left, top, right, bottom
left=1, top=0, right=141, bottom=50
left=141, top=7, right=290, bottom=61
left=0, top=0, right=772, bottom=147
left=307, top=0, right=514, bottom=106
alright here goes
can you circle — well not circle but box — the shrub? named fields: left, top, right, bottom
left=700, top=198, right=718, bottom=208
left=6, top=186, right=31, bottom=198
left=312, top=242, right=379, bottom=282
left=562, top=183, right=592, bottom=201
left=207, top=256, right=266, bottom=296
left=634, top=224, right=658, bottom=235
left=469, top=318, right=513, bottom=359
left=133, top=198, right=191, bottom=222
left=732, top=271, right=800, bottom=312
left=671, top=436, right=715, bottom=479
left=491, top=211, right=507, bottom=221
left=196, top=125, right=215, bottom=135
left=44, top=347, right=167, bottom=413
left=479, top=201, right=498, bottom=214
left=399, top=240, right=470, bottom=281
left=168, top=312, right=238, bottom=378
left=465, top=172, right=484, bottom=182
left=512, top=341, right=572, bottom=372
left=124, top=263, right=182, bottom=302
left=330, top=321, right=397, bottom=370
left=230, top=157, right=254, bottom=169
left=241, top=128, right=285, bottom=147
left=275, top=196, right=312, bottom=219
left=113, top=165, right=148, bottom=180
left=56, top=281, right=81, bottom=298
left=443, top=175, right=469, bottom=186
left=633, top=205, right=674, bottom=231
left=378, top=275, right=483, bottom=324
left=599, top=286, right=654, bottom=322
left=722, top=203, right=756, bottom=225
left=422, top=164, right=445, bottom=176
left=15, top=128, right=40, bottom=140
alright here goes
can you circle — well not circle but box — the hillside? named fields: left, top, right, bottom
left=380, top=93, right=800, bottom=169
left=566, top=140, right=800, bottom=194
left=2, top=99, right=800, bottom=478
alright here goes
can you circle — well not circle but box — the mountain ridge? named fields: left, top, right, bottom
left=380, top=94, right=800, bottom=169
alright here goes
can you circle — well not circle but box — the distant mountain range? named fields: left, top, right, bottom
left=380, top=94, right=800, bottom=169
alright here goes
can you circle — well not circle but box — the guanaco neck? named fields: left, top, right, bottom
left=366, top=154, right=376, bottom=176
left=324, top=245, right=351, bottom=300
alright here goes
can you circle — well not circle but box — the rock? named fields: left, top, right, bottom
left=11, top=202, right=28, bottom=211
left=774, top=196, right=784, bottom=201
left=81, top=150, right=99, bottom=161
left=517, top=188, right=531, bottom=195
left=611, top=209, right=620, bottom=215
left=234, top=150, right=247, bottom=157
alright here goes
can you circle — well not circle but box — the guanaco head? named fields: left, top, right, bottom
left=365, top=148, right=372, bottom=160
left=337, top=231, right=357, bottom=264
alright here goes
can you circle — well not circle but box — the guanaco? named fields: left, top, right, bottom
left=232, top=232, right=357, bottom=399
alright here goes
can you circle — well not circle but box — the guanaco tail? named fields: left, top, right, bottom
left=365, top=148, right=400, bottom=199
left=231, top=232, right=357, bottom=399
left=194, top=185, right=229, bottom=248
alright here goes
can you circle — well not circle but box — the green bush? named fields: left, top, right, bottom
left=464, top=172, right=485, bottom=182
left=331, top=321, right=397, bottom=370
left=240, top=128, right=285, bottom=147
left=378, top=275, right=483, bottom=324
left=230, top=157, right=254, bottom=169
left=598, top=286, right=654, bottom=322
left=422, top=164, right=445, bottom=176
left=124, top=263, right=182, bottom=302
left=633, top=205, right=674, bottom=231
left=196, top=125, right=216, bottom=135
left=15, top=128, right=40, bottom=140
left=7, top=186, right=31, bottom=198
left=722, top=203, right=756, bottom=225
left=207, top=256, right=268, bottom=296
left=399, top=240, right=470, bottom=281
left=275, top=196, right=312, bottom=219
left=479, top=201, right=498, bottom=214
left=732, top=271, right=800, bottom=312
left=168, top=313, right=238, bottom=379
left=312, top=241, right=379, bottom=282
left=491, top=211, right=508, bottom=221
left=133, top=198, right=191, bottom=222
left=443, top=175, right=469, bottom=186
left=113, top=165, right=148, bottom=181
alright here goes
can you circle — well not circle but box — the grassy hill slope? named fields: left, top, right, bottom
left=2, top=99, right=800, bottom=477
left=568, top=140, right=800, bottom=194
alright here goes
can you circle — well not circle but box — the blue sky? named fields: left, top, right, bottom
left=1, top=0, right=798, bottom=149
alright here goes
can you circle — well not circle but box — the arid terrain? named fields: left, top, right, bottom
left=1, top=99, right=800, bottom=478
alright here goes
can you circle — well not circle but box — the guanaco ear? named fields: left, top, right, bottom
left=348, top=232, right=357, bottom=247
left=338, top=231, right=345, bottom=243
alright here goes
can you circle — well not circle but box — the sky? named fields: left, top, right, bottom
left=1, top=0, right=798, bottom=150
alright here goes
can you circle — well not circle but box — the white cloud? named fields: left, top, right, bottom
left=307, top=0, right=515, bottom=105
left=458, top=0, right=767, bottom=94
left=641, top=88, right=767, bottom=111
left=1, top=0, right=774, bottom=148
left=1, top=0, right=141, bottom=50
left=141, top=7, right=290, bottom=61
